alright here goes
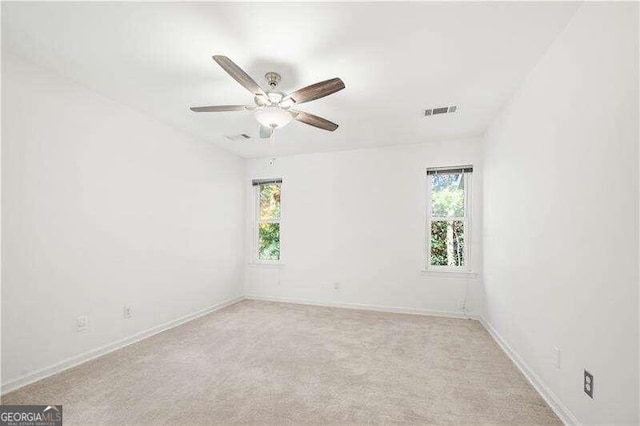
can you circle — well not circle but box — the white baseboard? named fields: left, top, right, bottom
left=1, top=296, right=245, bottom=396
left=2, top=294, right=576, bottom=426
left=245, top=294, right=478, bottom=320
left=478, top=316, right=579, bottom=426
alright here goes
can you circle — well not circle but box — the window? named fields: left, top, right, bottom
left=253, top=179, right=282, bottom=262
left=426, top=166, right=472, bottom=271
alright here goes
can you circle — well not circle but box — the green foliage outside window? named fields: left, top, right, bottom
left=258, top=183, right=281, bottom=260
left=259, top=184, right=281, bottom=220
left=431, top=173, right=464, bottom=217
left=430, top=173, right=465, bottom=267
left=430, top=220, right=465, bottom=267
left=259, top=223, right=280, bottom=260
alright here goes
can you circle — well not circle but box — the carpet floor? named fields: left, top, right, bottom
left=2, top=300, right=560, bottom=424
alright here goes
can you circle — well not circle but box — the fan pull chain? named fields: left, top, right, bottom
left=269, top=127, right=277, bottom=166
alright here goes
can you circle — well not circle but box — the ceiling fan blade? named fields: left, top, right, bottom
left=284, top=78, right=345, bottom=105
left=259, top=125, right=273, bottom=139
left=291, top=110, right=339, bottom=131
left=190, top=105, right=252, bottom=112
left=212, top=55, right=266, bottom=97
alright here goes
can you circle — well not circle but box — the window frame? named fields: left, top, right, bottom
left=425, top=169, right=472, bottom=272
left=253, top=181, right=282, bottom=264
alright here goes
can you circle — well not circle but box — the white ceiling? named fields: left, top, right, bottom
left=2, top=2, right=580, bottom=158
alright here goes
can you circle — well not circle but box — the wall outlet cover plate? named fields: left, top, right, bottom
left=584, top=369, right=594, bottom=399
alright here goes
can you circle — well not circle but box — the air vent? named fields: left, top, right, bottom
left=225, top=133, right=251, bottom=141
left=425, top=105, right=458, bottom=116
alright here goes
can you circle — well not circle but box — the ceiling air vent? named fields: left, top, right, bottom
left=425, top=105, right=458, bottom=116
left=225, top=133, right=251, bottom=141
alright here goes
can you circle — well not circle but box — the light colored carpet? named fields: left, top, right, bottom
left=2, top=300, right=560, bottom=424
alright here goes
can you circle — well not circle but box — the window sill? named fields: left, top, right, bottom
left=420, top=270, right=478, bottom=279
left=248, top=262, right=285, bottom=269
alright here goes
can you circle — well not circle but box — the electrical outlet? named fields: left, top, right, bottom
left=123, top=305, right=132, bottom=319
left=333, top=282, right=340, bottom=291
left=553, top=346, right=561, bottom=369
left=584, top=370, right=594, bottom=399
left=76, top=316, right=88, bottom=332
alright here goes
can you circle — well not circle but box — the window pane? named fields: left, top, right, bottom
left=259, top=183, right=281, bottom=220
left=430, top=220, right=465, bottom=267
left=431, top=173, right=464, bottom=217
left=258, top=222, right=280, bottom=260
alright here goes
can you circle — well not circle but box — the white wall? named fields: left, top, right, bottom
left=244, top=139, right=483, bottom=316
left=1, top=54, right=245, bottom=388
left=482, top=3, right=639, bottom=424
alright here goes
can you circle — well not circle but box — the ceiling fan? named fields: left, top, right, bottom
left=190, top=56, right=345, bottom=137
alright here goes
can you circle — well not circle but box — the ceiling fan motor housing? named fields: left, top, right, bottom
left=265, top=72, right=281, bottom=88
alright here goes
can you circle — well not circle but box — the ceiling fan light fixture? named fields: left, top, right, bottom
left=267, top=92, right=284, bottom=104
left=254, top=106, right=293, bottom=129
left=254, top=94, right=270, bottom=106
left=278, top=98, right=295, bottom=109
